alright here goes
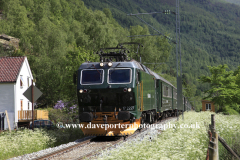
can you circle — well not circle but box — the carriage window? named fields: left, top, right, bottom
left=81, top=69, right=103, bottom=84
left=108, top=69, right=131, bottom=84
left=168, top=88, right=172, bottom=97
left=174, top=91, right=177, bottom=99
left=163, top=85, right=168, bottom=97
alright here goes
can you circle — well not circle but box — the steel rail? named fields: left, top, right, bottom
left=32, top=137, right=94, bottom=160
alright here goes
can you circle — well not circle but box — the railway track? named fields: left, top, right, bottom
left=31, top=117, right=176, bottom=160
left=32, top=137, right=94, bottom=160
left=83, top=117, right=177, bottom=160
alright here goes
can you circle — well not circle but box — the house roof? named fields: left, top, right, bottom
left=0, top=57, right=25, bottom=82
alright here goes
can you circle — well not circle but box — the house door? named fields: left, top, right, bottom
left=0, top=113, right=5, bottom=131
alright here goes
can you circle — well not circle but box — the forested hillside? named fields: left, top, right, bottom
left=1, top=0, right=240, bottom=111
left=0, top=0, right=171, bottom=107
left=82, top=0, right=240, bottom=96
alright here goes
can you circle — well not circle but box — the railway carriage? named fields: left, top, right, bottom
left=76, top=43, right=184, bottom=136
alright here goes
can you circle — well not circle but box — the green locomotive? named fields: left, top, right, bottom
left=76, top=43, right=185, bottom=136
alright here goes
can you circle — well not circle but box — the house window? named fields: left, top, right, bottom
left=206, top=103, right=211, bottom=110
left=20, top=76, right=24, bottom=88
left=21, top=100, right=23, bottom=110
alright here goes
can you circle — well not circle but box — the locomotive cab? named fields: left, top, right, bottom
left=77, top=61, right=139, bottom=123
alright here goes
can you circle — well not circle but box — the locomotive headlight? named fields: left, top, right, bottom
left=108, top=62, right=113, bottom=67
left=100, top=62, right=104, bottom=67
left=79, top=89, right=83, bottom=93
left=128, top=88, right=131, bottom=92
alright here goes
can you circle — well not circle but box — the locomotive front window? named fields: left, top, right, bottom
left=81, top=69, right=103, bottom=84
left=108, top=69, right=131, bottom=84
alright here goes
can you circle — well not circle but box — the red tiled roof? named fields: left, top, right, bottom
left=0, top=57, right=25, bottom=82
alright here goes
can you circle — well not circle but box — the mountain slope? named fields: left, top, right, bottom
left=223, top=0, right=240, bottom=5
left=82, top=0, right=240, bottom=94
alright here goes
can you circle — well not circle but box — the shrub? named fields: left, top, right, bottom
left=47, top=128, right=84, bottom=146
left=218, top=106, right=240, bottom=115
left=48, top=108, right=70, bottom=124
left=50, top=100, right=79, bottom=124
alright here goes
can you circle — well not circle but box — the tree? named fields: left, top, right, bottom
left=129, top=25, right=172, bottom=71
left=63, top=45, right=98, bottom=100
left=199, top=64, right=240, bottom=110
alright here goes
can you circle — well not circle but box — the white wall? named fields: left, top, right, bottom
left=0, top=83, right=15, bottom=130
left=0, top=83, right=15, bottom=112
left=16, top=58, right=33, bottom=112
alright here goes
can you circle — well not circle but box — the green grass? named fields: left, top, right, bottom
left=2, top=111, right=239, bottom=159
left=0, top=128, right=55, bottom=159
left=215, top=114, right=240, bottom=159
left=0, top=127, right=85, bottom=160
left=97, top=111, right=240, bottom=160
left=0, top=106, right=84, bottom=159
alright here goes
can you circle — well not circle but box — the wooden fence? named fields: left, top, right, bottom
left=18, top=110, right=48, bottom=121
left=206, top=114, right=240, bottom=160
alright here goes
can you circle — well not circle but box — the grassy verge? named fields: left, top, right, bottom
left=0, top=127, right=84, bottom=160
left=216, top=114, right=240, bottom=159
left=97, top=111, right=240, bottom=160
left=0, top=128, right=54, bottom=159
left=2, top=111, right=239, bottom=159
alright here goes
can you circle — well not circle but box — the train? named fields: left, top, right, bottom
left=76, top=42, right=192, bottom=136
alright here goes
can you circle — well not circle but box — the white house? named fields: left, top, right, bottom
left=0, top=56, right=33, bottom=130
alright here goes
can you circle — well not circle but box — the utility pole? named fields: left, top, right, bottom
left=176, top=0, right=183, bottom=121
left=23, top=79, right=42, bottom=131
left=32, top=79, right=34, bottom=131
